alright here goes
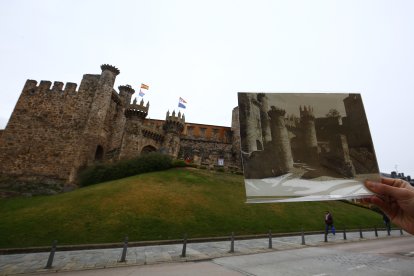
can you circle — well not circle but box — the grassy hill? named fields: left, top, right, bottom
left=0, top=168, right=382, bottom=248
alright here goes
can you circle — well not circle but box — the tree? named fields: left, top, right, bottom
left=326, top=109, right=340, bottom=118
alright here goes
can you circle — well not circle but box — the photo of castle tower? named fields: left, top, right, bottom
left=238, top=93, right=380, bottom=202
left=0, top=65, right=242, bottom=189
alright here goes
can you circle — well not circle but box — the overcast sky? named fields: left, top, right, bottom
left=0, top=0, right=413, bottom=175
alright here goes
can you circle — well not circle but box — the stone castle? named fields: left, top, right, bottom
left=0, top=64, right=242, bottom=187
left=0, top=65, right=384, bottom=190
left=238, top=93, right=379, bottom=179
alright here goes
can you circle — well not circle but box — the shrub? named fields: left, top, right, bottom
left=172, top=160, right=187, bottom=168
left=78, top=153, right=172, bottom=186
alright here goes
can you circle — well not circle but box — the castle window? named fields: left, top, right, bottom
left=95, top=145, right=104, bottom=161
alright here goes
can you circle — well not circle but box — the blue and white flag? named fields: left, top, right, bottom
left=139, top=89, right=145, bottom=97
left=178, top=97, right=187, bottom=109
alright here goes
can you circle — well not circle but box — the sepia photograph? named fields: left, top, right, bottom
left=238, top=93, right=381, bottom=202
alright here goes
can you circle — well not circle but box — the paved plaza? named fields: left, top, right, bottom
left=0, top=230, right=411, bottom=275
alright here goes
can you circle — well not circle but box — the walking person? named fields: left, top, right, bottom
left=382, top=212, right=391, bottom=234
left=325, top=211, right=335, bottom=235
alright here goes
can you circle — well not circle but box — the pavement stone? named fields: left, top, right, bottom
left=0, top=230, right=408, bottom=275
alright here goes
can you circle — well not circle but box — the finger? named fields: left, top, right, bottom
left=368, top=195, right=395, bottom=219
left=364, top=180, right=412, bottom=199
left=381, top=177, right=410, bottom=188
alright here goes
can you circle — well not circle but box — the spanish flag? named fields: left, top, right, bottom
left=141, top=83, right=149, bottom=90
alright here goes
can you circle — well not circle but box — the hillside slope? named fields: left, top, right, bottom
left=0, top=168, right=382, bottom=248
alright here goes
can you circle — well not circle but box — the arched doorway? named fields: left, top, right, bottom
left=95, top=145, right=104, bottom=161
left=141, top=145, right=157, bottom=155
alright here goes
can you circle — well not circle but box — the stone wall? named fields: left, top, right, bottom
left=0, top=76, right=98, bottom=183
left=179, top=138, right=236, bottom=169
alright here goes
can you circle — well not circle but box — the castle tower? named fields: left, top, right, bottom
left=118, top=85, right=135, bottom=106
left=118, top=98, right=150, bottom=160
left=73, top=64, right=120, bottom=177
left=238, top=93, right=263, bottom=153
left=257, top=93, right=272, bottom=144
left=267, top=106, right=293, bottom=173
left=83, top=64, right=120, bottom=136
left=299, top=105, right=318, bottom=164
left=162, top=110, right=185, bottom=158
left=342, top=93, right=378, bottom=174
left=343, top=94, right=372, bottom=149
left=105, top=84, right=135, bottom=157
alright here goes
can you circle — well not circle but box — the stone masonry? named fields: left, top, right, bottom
left=0, top=65, right=242, bottom=188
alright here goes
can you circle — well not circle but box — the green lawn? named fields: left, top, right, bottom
left=0, top=168, right=383, bottom=248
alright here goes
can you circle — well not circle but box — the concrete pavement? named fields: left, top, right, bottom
left=0, top=230, right=411, bottom=275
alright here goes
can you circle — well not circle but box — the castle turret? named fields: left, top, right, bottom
left=100, top=64, right=120, bottom=87
left=77, top=64, right=120, bottom=171
left=238, top=93, right=263, bottom=153
left=118, top=85, right=135, bottom=106
left=343, top=94, right=372, bottom=149
left=118, top=97, right=151, bottom=161
left=257, top=93, right=272, bottom=144
left=84, top=64, right=120, bottom=135
left=125, top=97, right=149, bottom=119
left=162, top=110, right=185, bottom=158
left=267, top=106, right=293, bottom=173
left=299, top=105, right=318, bottom=163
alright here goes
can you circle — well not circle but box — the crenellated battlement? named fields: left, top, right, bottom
left=165, top=110, right=185, bottom=123
left=285, top=114, right=300, bottom=128
left=268, top=106, right=286, bottom=117
left=100, top=64, right=120, bottom=75
left=163, top=110, right=185, bottom=134
left=300, top=105, right=315, bottom=120
left=118, top=85, right=135, bottom=94
left=125, top=98, right=149, bottom=119
left=23, top=79, right=79, bottom=94
left=118, top=85, right=135, bottom=106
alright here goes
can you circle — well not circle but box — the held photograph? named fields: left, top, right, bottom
left=238, top=93, right=381, bottom=203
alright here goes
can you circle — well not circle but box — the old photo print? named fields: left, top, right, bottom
left=238, top=93, right=380, bottom=203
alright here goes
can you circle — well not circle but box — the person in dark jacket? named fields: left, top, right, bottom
left=325, top=211, right=335, bottom=235
left=382, top=212, right=391, bottom=234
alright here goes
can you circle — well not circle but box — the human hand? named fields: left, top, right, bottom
left=364, top=177, right=414, bottom=235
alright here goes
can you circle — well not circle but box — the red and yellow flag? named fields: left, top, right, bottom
left=141, top=83, right=149, bottom=90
